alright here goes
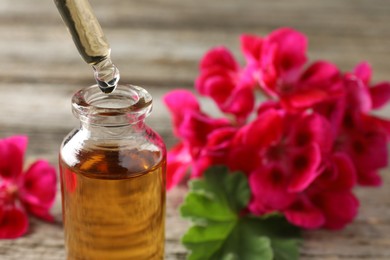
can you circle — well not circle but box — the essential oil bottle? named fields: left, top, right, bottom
left=59, top=84, right=166, bottom=259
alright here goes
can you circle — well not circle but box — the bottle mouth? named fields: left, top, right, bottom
left=72, top=84, right=153, bottom=126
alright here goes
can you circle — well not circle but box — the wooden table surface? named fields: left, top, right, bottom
left=1, top=0, right=390, bottom=259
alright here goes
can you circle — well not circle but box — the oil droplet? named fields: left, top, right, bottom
left=92, top=58, right=120, bottom=94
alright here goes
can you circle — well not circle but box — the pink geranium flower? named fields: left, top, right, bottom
left=247, top=111, right=330, bottom=214
left=0, top=136, right=57, bottom=239
left=315, top=62, right=390, bottom=186
left=284, top=153, right=358, bottom=229
left=240, top=28, right=307, bottom=94
left=195, top=47, right=255, bottom=123
left=164, top=28, right=390, bottom=231
left=164, top=90, right=233, bottom=187
left=166, top=143, right=192, bottom=190
left=241, top=28, right=343, bottom=111
left=248, top=112, right=359, bottom=230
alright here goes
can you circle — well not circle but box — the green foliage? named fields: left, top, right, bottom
left=180, top=166, right=301, bottom=260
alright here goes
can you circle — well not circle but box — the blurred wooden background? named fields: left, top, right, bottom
left=0, top=0, right=390, bottom=259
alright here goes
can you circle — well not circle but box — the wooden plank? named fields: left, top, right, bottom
left=0, top=82, right=176, bottom=132
left=0, top=0, right=390, bottom=85
left=1, top=24, right=390, bottom=87
left=1, top=0, right=390, bottom=34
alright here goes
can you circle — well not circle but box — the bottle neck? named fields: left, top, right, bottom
left=79, top=120, right=147, bottom=139
left=72, top=84, right=153, bottom=138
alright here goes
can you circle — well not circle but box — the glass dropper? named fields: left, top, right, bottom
left=54, top=0, right=120, bottom=93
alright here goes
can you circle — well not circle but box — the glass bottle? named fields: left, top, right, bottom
left=59, top=84, right=166, bottom=260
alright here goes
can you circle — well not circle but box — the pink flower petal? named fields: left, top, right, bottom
left=164, top=90, right=200, bottom=137
left=195, top=68, right=235, bottom=104
left=280, top=61, right=343, bottom=111
left=315, top=153, right=356, bottom=191
left=257, top=101, right=282, bottom=115
left=235, top=108, right=284, bottom=149
left=353, top=61, right=371, bottom=85
left=290, top=113, right=333, bottom=152
left=344, top=76, right=372, bottom=113
left=193, top=128, right=236, bottom=175
left=0, top=136, right=28, bottom=180
left=267, top=28, right=307, bottom=77
left=370, top=82, right=390, bottom=109
left=179, top=111, right=230, bottom=150
left=191, top=156, right=212, bottom=179
left=240, top=34, right=263, bottom=65
left=349, top=130, right=388, bottom=185
left=282, top=89, right=329, bottom=110
left=299, top=61, right=340, bottom=88
left=313, top=191, right=359, bottom=230
left=338, top=114, right=388, bottom=186
left=249, top=166, right=297, bottom=214
left=284, top=196, right=325, bottom=229
left=205, top=127, right=236, bottom=152
left=166, top=143, right=192, bottom=190
left=200, top=47, right=239, bottom=71
left=258, top=43, right=278, bottom=93
left=226, top=144, right=261, bottom=174
left=313, top=98, right=346, bottom=137
left=356, top=170, right=382, bottom=186
left=20, top=160, right=57, bottom=222
left=164, top=90, right=200, bottom=112
left=369, top=116, right=390, bottom=139
left=288, top=143, right=321, bottom=192
left=195, top=46, right=256, bottom=122
left=0, top=206, right=29, bottom=239
left=332, top=153, right=357, bottom=190
left=220, top=85, right=255, bottom=122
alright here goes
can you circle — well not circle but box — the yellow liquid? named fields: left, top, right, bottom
left=59, top=148, right=166, bottom=260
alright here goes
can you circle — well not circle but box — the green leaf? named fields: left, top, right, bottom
left=180, top=166, right=302, bottom=260
left=243, top=216, right=301, bottom=260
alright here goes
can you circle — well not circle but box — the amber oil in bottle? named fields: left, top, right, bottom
left=59, top=85, right=166, bottom=259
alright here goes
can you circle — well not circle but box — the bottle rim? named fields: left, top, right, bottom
left=72, top=84, right=153, bottom=126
